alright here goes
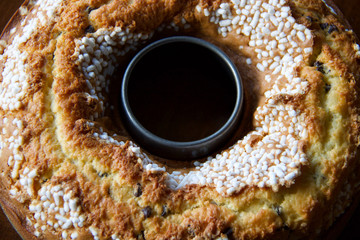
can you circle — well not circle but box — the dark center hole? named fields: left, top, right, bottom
left=127, top=41, right=237, bottom=142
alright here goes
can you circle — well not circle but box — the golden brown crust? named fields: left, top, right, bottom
left=1, top=0, right=360, bottom=239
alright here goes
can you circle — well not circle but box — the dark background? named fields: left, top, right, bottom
left=0, top=0, right=360, bottom=239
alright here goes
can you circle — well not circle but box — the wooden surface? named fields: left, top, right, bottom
left=0, top=0, right=360, bottom=239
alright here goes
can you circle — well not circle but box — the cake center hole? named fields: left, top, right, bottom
left=127, top=40, right=237, bottom=142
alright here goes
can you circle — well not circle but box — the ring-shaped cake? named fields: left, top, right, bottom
left=0, top=0, right=360, bottom=239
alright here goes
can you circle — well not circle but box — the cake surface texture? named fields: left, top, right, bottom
left=1, top=0, right=360, bottom=239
